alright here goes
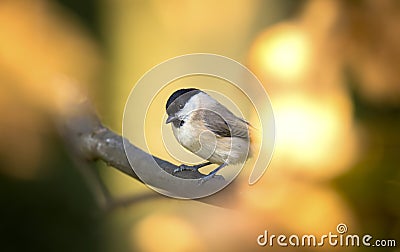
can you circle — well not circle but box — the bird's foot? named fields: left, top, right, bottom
left=173, top=162, right=212, bottom=174
left=198, top=163, right=227, bottom=184
left=198, top=173, right=216, bottom=184
left=173, top=164, right=198, bottom=174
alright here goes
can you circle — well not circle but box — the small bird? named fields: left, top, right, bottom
left=165, top=88, right=253, bottom=183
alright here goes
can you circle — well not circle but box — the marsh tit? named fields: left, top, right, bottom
left=165, top=88, right=253, bottom=183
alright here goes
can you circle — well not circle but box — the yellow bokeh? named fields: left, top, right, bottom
left=132, top=213, right=205, bottom=252
left=2, top=0, right=398, bottom=251
left=249, top=23, right=312, bottom=85
left=271, top=91, right=357, bottom=179
left=0, top=0, right=102, bottom=178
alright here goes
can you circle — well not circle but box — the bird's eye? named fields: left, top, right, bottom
left=178, top=104, right=183, bottom=109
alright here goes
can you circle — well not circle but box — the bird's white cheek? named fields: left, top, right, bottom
left=172, top=124, right=193, bottom=146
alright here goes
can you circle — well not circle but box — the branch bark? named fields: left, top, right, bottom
left=58, top=99, right=233, bottom=202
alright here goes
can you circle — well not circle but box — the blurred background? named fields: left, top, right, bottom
left=1, top=0, right=399, bottom=251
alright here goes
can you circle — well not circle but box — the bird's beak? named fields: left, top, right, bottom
left=166, top=115, right=177, bottom=124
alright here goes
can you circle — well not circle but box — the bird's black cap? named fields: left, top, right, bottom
left=165, top=88, right=200, bottom=113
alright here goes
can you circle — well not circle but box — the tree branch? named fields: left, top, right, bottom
left=58, top=99, right=232, bottom=202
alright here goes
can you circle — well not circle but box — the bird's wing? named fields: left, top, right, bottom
left=202, top=109, right=249, bottom=139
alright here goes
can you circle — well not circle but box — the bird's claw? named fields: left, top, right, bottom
left=198, top=174, right=224, bottom=185
left=198, top=174, right=214, bottom=184
left=173, top=164, right=198, bottom=174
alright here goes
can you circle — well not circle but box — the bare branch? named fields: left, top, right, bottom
left=58, top=99, right=231, bottom=202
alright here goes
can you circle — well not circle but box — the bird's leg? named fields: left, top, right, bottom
left=199, top=163, right=227, bottom=184
left=173, top=161, right=213, bottom=174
